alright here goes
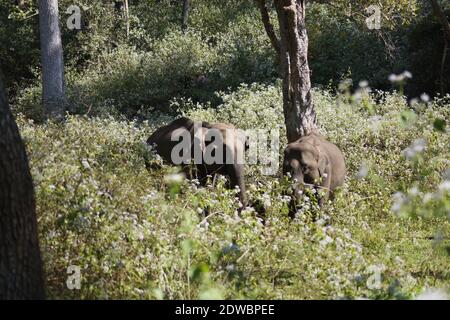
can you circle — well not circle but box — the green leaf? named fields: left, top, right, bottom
left=433, top=118, right=446, bottom=133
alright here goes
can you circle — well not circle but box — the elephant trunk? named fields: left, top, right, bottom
left=228, top=164, right=247, bottom=206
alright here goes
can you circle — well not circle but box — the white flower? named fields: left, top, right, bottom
left=357, top=163, right=369, bottom=179
left=408, top=186, right=419, bottom=197
left=164, top=173, right=185, bottom=184
left=225, top=264, right=236, bottom=272
left=389, top=74, right=400, bottom=82
left=438, top=181, right=450, bottom=194
left=402, top=71, right=412, bottom=79
left=422, top=192, right=434, bottom=203
left=409, top=98, right=419, bottom=106
left=420, top=93, right=430, bottom=103
left=262, top=193, right=271, bottom=207
left=394, top=256, right=404, bottom=265
left=353, top=91, right=362, bottom=102
left=81, top=159, right=92, bottom=170
left=359, top=80, right=369, bottom=88
left=403, top=138, right=426, bottom=160
left=134, top=288, right=144, bottom=295
left=389, top=71, right=412, bottom=83
left=320, top=235, right=333, bottom=246
left=369, top=115, right=382, bottom=133
left=316, top=218, right=326, bottom=226
left=415, top=288, right=448, bottom=300
left=136, top=231, right=144, bottom=241
left=444, top=169, right=450, bottom=181
left=391, top=192, right=407, bottom=214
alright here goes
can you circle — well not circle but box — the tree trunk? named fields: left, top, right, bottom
left=430, top=0, right=450, bottom=42
left=124, top=0, right=130, bottom=38
left=38, top=0, right=66, bottom=119
left=258, top=0, right=317, bottom=142
left=430, top=0, right=450, bottom=95
left=0, top=73, right=45, bottom=299
left=182, top=0, right=190, bottom=31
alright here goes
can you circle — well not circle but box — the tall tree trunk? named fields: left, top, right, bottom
left=38, top=0, right=66, bottom=119
left=182, top=0, right=190, bottom=31
left=430, top=0, right=450, bottom=95
left=430, top=0, right=450, bottom=41
left=124, top=0, right=130, bottom=38
left=258, top=0, right=317, bottom=142
left=0, top=73, right=45, bottom=299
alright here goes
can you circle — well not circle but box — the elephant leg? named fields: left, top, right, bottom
left=196, top=164, right=209, bottom=186
left=226, top=164, right=247, bottom=206
left=182, top=164, right=196, bottom=181
left=288, top=198, right=298, bottom=219
left=318, top=168, right=332, bottom=206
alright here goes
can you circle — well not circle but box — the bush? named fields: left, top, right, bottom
left=407, top=9, right=450, bottom=96
left=15, top=22, right=276, bottom=120
left=307, top=3, right=409, bottom=90
left=17, top=85, right=450, bottom=299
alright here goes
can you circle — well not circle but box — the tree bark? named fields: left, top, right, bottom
left=182, top=0, right=190, bottom=31
left=430, top=0, right=450, bottom=94
left=430, top=0, right=450, bottom=42
left=124, top=0, right=130, bottom=37
left=259, top=0, right=317, bottom=142
left=0, top=73, right=45, bottom=299
left=256, top=0, right=281, bottom=55
left=38, top=0, right=66, bottom=119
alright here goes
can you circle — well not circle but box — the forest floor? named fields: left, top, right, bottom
left=17, top=84, right=450, bottom=299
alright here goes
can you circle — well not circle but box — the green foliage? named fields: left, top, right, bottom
left=407, top=9, right=450, bottom=96
left=17, top=86, right=450, bottom=299
left=4, top=0, right=449, bottom=109
left=307, top=3, right=409, bottom=90
left=4, top=0, right=450, bottom=300
left=15, top=24, right=275, bottom=119
left=0, top=0, right=40, bottom=89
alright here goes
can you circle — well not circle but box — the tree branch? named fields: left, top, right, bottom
left=256, top=0, right=281, bottom=56
left=430, top=0, right=450, bottom=42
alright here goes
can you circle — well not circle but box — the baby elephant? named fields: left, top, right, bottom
left=283, top=133, right=346, bottom=210
left=146, top=117, right=248, bottom=205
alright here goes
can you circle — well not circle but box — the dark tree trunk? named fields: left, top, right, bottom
left=38, top=0, right=66, bottom=119
left=430, top=0, right=450, bottom=95
left=430, top=0, right=450, bottom=42
left=258, top=0, right=317, bottom=142
left=0, top=74, right=45, bottom=299
left=182, top=0, right=190, bottom=31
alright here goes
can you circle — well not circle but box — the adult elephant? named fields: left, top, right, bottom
left=147, top=117, right=248, bottom=205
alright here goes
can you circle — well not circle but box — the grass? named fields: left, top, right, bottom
left=16, top=83, right=449, bottom=299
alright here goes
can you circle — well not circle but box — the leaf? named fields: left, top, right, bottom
left=189, top=262, right=210, bottom=282
left=433, top=118, right=446, bottom=132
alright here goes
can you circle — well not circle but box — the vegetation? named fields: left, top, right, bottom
left=17, top=84, right=449, bottom=299
left=1, top=0, right=449, bottom=299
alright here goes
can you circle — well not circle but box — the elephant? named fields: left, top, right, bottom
left=146, top=117, right=248, bottom=205
left=282, top=133, right=346, bottom=213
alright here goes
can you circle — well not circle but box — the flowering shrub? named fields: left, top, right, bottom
left=16, top=84, right=449, bottom=299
